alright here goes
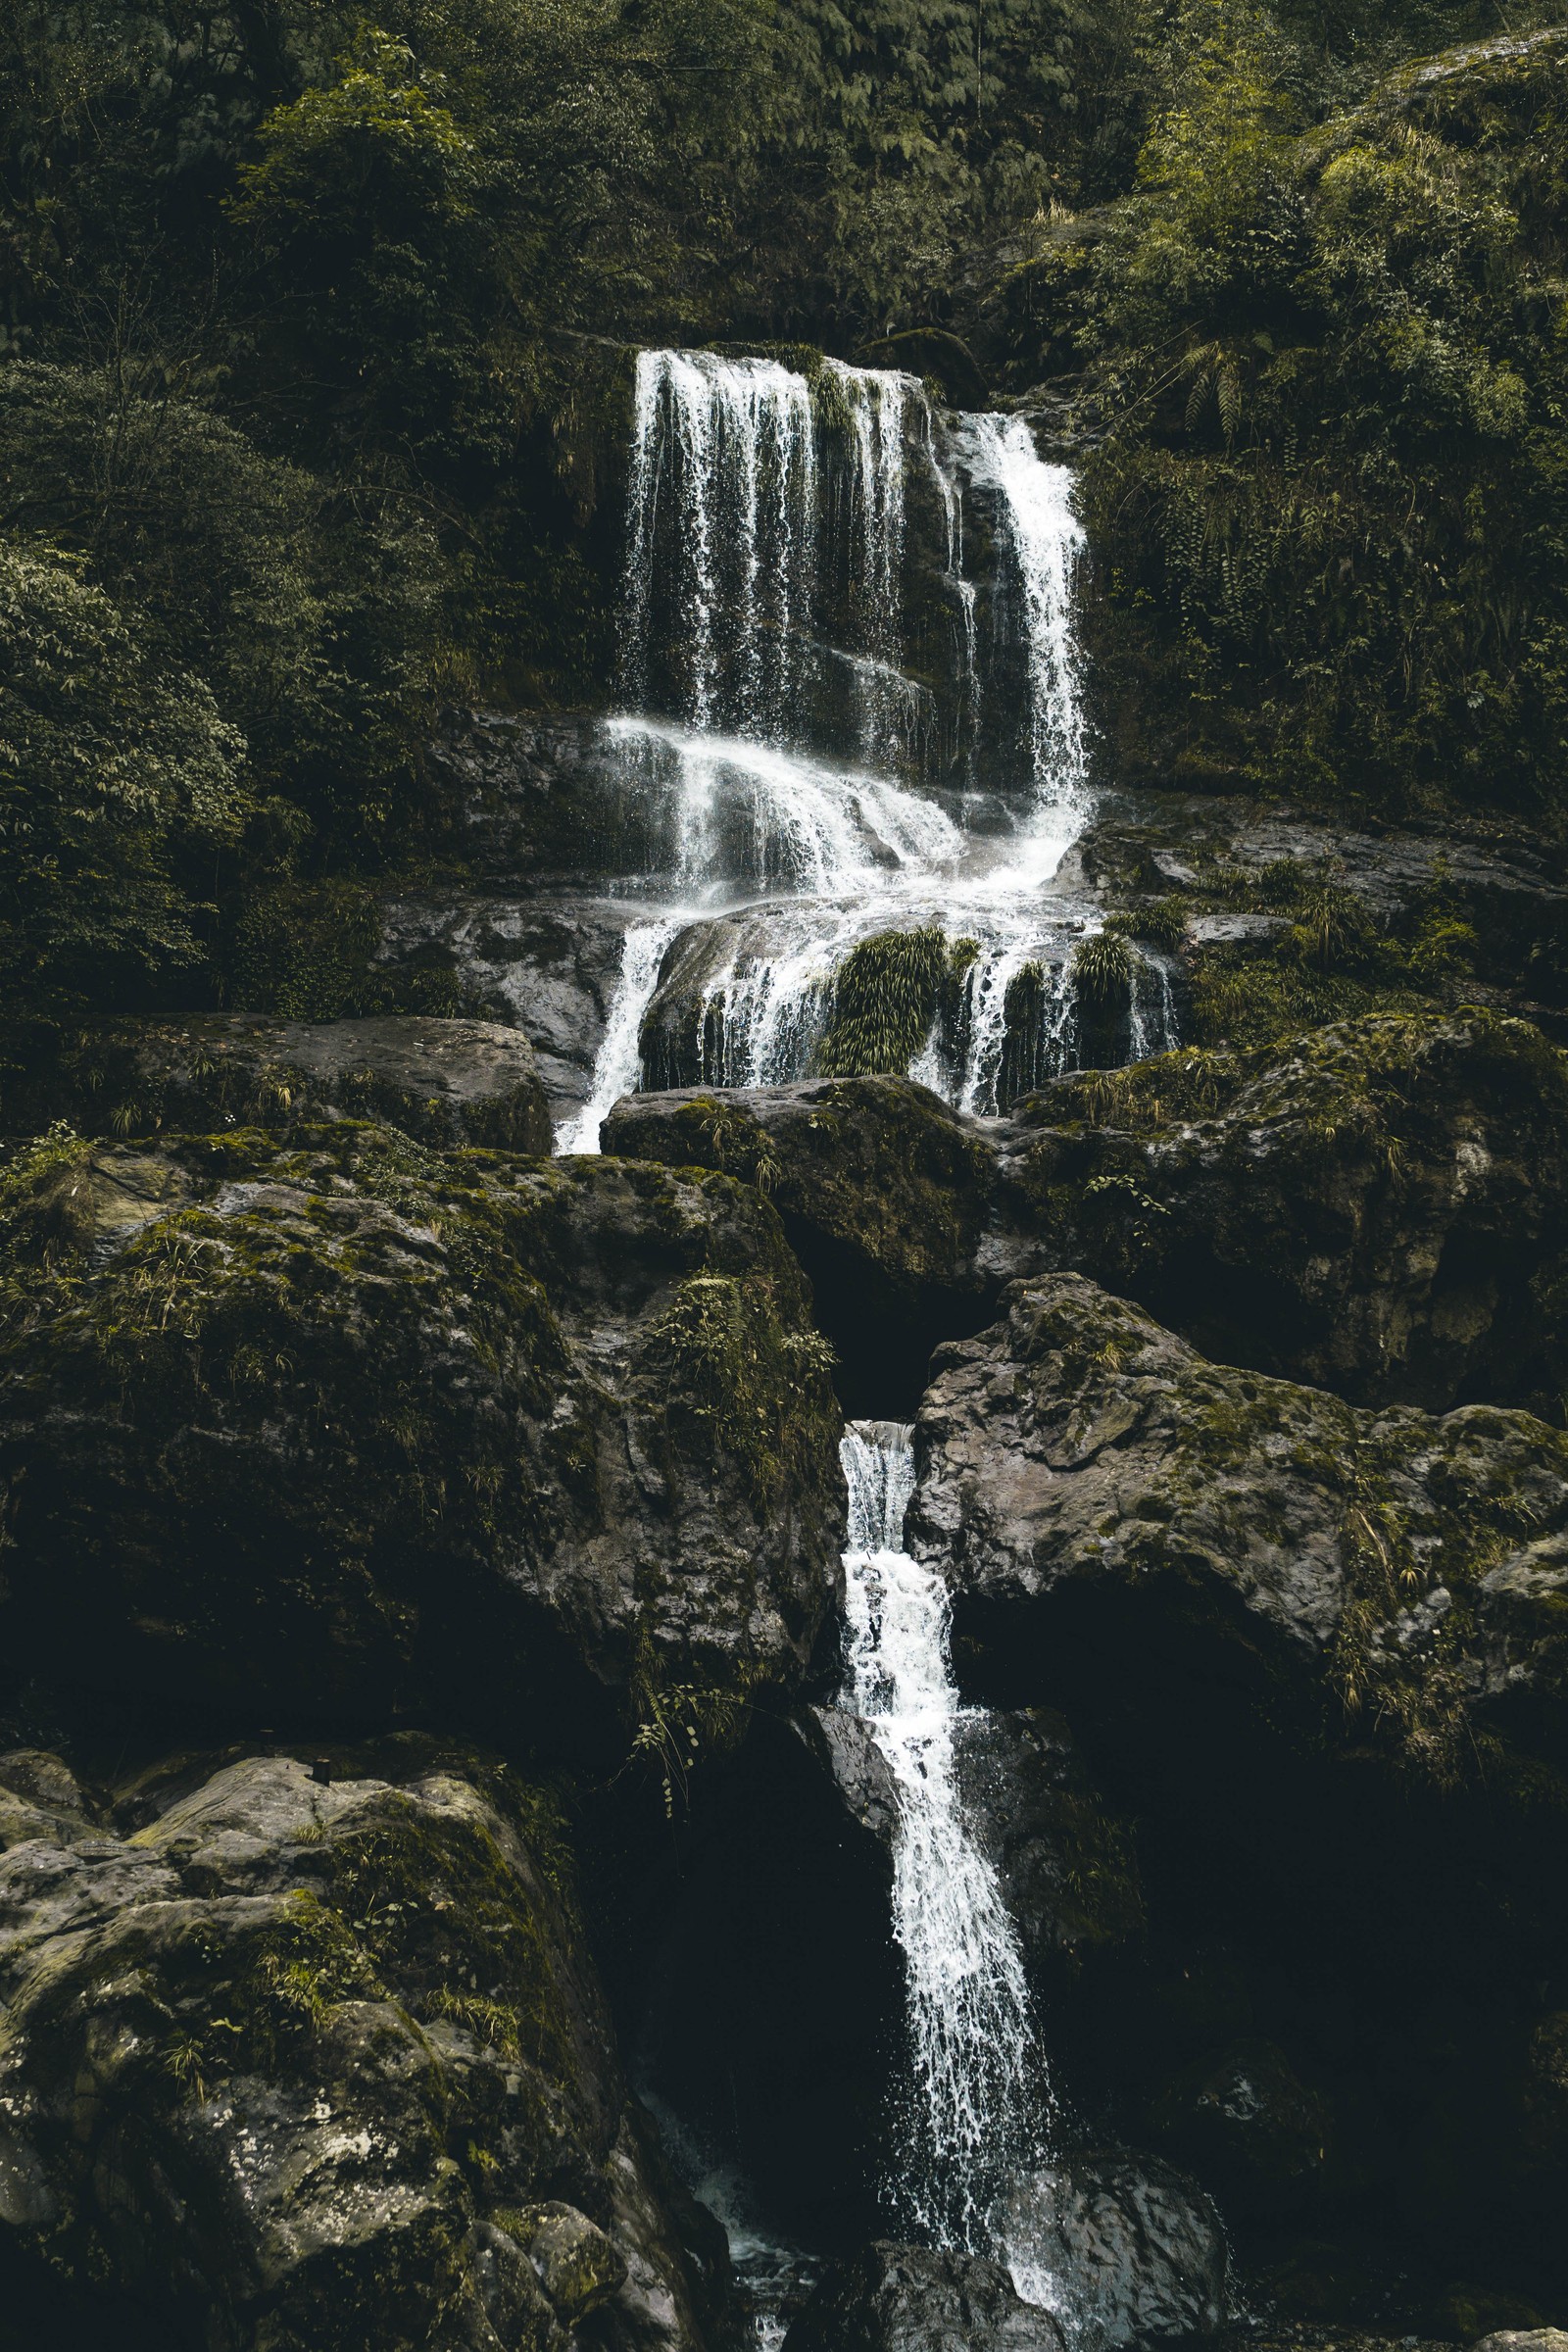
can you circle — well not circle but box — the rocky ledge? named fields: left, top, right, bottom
left=607, top=1009, right=1568, bottom=1417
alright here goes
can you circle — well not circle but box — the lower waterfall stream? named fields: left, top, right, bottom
left=839, top=1421, right=1049, bottom=2253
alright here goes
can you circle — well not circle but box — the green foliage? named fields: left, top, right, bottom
left=626, top=1631, right=756, bottom=1815
left=1112, top=897, right=1191, bottom=952
left=0, top=362, right=441, bottom=844
left=642, top=1270, right=839, bottom=1503
left=0, top=1122, right=91, bottom=1264
left=229, top=880, right=390, bottom=1020
left=1072, top=928, right=1138, bottom=1004
left=816, top=927, right=953, bottom=1077
left=1015, top=10, right=1568, bottom=818
left=0, top=539, right=250, bottom=1051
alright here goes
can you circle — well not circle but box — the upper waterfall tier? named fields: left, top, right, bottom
left=547, top=349, right=1179, bottom=1147
left=623, top=349, right=1087, bottom=805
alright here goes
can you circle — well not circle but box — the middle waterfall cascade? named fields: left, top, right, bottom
left=555, top=345, right=1180, bottom=1149
left=838, top=1422, right=1054, bottom=2258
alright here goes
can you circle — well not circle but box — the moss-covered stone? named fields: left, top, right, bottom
left=609, top=1013, right=1568, bottom=1420
left=603, top=1076, right=998, bottom=1411
left=909, top=1270, right=1568, bottom=1788
left=1004, top=1009, right=1568, bottom=1419
left=0, top=1746, right=723, bottom=2352
left=37, top=1014, right=553, bottom=1154
left=0, top=1122, right=843, bottom=1742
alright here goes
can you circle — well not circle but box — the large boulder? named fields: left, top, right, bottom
left=906, top=1270, right=1568, bottom=2288
left=908, top=1269, right=1568, bottom=1786
left=0, top=1745, right=727, bottom=2352
left=0, top=1125, right=843, bottom=1749
left=73, top=1014, right=553, bottom=1154
left=782, top=2241, right=1065, bottom=2352
left=425, top=711, right=675, bottom=887
left=1001, top=2153, right=1228, bottom=2351
left=1003, top=1009, right=1568, bottom=1417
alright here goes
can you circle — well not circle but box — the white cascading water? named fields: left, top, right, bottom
left=625, top=349, right=817, bottom=736
left=838, top=1422, right=1053, bottom=2253
left=556, top=918, right=682, bottom=1154
left=556, top=346, right=1177, bottom=1151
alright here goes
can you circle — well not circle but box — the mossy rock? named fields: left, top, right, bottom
left=0, top=1746, right=724, bottom=2352
left=912, top=1269, right=1568, bottom=1780
left=603, top=1076, right=998, bottom=1412
left=1004, top=1010, right=1568, bottom=1419
left=610, top=1013, right=1568, bottom=1423
left=51, top=1013, right=554, bottom=1153
left=0, top=1123, right=843, bottom=1744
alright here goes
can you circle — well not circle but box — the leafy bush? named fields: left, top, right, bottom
left=0, top=542, right=250, bottom=1059
left=1011, top=4, right=1568, bottom=820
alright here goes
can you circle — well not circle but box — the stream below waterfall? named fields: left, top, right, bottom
left=554, top=347, right=1179, bottom=1152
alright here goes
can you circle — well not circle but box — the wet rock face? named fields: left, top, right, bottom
left=81, top=1013, right=553, bottom=1153
left=907, top=1269, right=1568, bottom=1778
left=1002, top=2154, right=1227, bottom=2350
left=952, top=1710, right=1145, bottom=1999
left=0, top=1126, right=843, bottom=1744
left=426, top=711, right=677, bottom=887
left=782, top=2242, right=1066, bottom=2352
left=377, top=895, right=637, bottom=1130
left=0, top=1748, right=725, bottom=2352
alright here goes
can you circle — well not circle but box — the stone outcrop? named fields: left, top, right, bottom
left=0, top=1745, right=727, bottom=2352
left=1077, top=789, right=1568, bottom=1032
left=1004, top=1009, right=1568, bottom=1417
left=376, top=894, right=641, bottom=1130
left=74, top=1014, right=554, bottom=1154
left=999, top=2155, right=1228, bottom=2350
left=424, top=712, right=672, bottom=888
left=608, top=1012, right=1568, bottom=1420
left=953, top=1710, right=1145, bottom=1999
left=0, top=1125, right=842, bottom=1746
left=602, top=1076, right=999, bottom=1409
left=1145, top=2038, right=1342, bottom=2224
left=907, top=1269, right=1568, bottom=1781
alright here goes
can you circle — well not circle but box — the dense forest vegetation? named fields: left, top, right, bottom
left=1, top=0, right=1562, bottom=1096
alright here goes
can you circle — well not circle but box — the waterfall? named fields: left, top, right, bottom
left=822, top=361, right=910, bottom=765
left=1127, top=948, right=1181, bottom=1060
left=839, top=1422, right=1050, bottom=2250
left=960, top=415, right=1088, bottom=815
left=555, top=918, right=680, bottom=1152
left=561, top=344, right=1180, bottom=1150
left=626, top=349, right=816, bottom=739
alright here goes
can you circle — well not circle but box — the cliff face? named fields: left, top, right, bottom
left=4, top=1000, right=1566, bottom=2348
